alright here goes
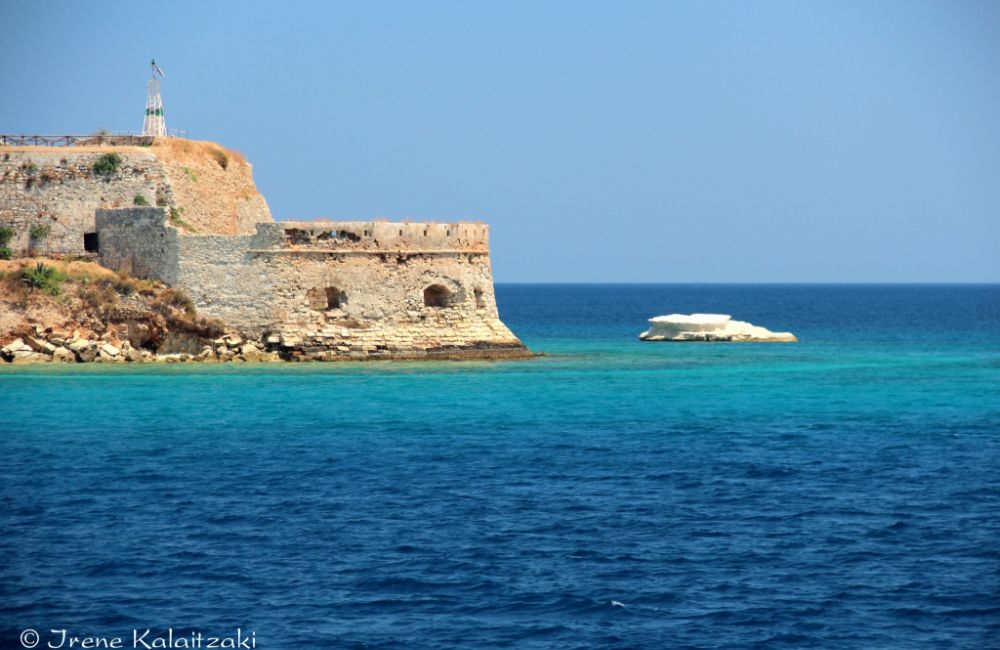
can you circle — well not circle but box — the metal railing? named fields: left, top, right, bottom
left=0, top=134, right=158, bottom=147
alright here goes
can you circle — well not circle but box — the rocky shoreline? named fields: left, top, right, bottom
left=1, top=259, right=533, bottom=365
left=1, top=328, right=534, bottom=364
left=1, top=328, right=280, bottom=364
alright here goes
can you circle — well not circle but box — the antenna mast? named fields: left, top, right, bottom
left=142, top=59, right=166, bottom=137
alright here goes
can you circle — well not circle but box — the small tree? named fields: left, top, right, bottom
left=134, top=194, right=149, bottom=206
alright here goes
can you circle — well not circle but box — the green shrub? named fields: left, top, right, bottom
left=183, top=167, right=198, bottom=182
left=21, top=263, right=66, bottom=295
left=0, top=247, right=11, bottom=260
left=168, top=207, right=196, bottom=232
left=22, top=162, right=38, bottom=174
left=133, top=194, right=149, bottom=206
left=92, top=152, right=122, bottom=176
left=29, top=224, right=51, bottom=240
left=0, top=225, right=13, bottom=247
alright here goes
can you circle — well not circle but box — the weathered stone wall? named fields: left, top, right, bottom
left=0, top=139, right=271, bottom=255
left=167, top=224, right=285, bottom=328
left=94, top=214, right=527, bottom=359
left=1, top=149, right=165, bottom=254
left=227, top=246, right=522, bottom=358
left=94, top=208, right=180, bottom=280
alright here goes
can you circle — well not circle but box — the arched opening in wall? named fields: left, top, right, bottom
left=307, top=286, right=344, bottom=310
left=423, top=284, right=451, bottom=308
left=474, top=288, right=485, bottom=309
left=83, top=232, right=99, bottom=253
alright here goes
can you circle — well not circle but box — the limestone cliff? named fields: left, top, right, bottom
left=0, top=138, right=271, bottom=255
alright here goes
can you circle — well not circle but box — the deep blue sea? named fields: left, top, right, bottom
left=2, top=285, right=999, bottom=649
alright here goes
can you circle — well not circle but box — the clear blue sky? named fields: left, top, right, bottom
left=2, top=1, right=998, bottom=282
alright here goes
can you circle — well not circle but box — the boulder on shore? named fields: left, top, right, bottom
left=639, top=313, right=796, bottom=342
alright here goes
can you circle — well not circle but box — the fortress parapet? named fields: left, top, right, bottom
left=271, top=220, right=490, bottom=253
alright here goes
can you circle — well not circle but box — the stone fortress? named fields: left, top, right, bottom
left=0, top=139, right=528, bottom=360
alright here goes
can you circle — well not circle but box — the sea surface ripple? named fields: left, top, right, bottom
left=1, top=285, right=998, bottom=648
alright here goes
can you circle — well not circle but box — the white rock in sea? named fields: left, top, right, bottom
left=639, top=313, right=796, bottom=342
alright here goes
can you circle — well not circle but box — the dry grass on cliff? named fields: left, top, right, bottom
left=151, top=138, right=246, bottom=167
left=152, top=138, right=265, bottom=235
left=0, top=258, right=219, bottom=347
left=1, top=259, right=130, bottom=315
left=0, top=259, right=117, bottom=280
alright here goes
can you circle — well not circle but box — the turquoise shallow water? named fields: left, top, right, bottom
left=1, top=284, right=999, bottom=649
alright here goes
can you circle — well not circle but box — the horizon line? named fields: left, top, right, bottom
left=491, top=281, right=1000, bottom=286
